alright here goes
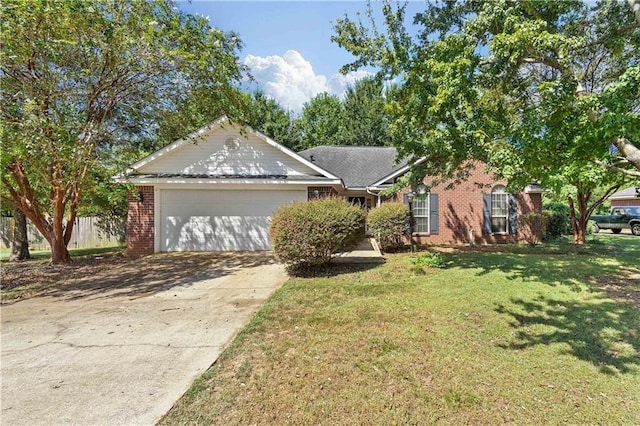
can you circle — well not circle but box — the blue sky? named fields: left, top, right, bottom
left=178, top=1, right=424, bottom=113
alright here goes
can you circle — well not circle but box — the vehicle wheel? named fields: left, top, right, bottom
left=632, top=223, right=640, bottom=236
left=612, top=228, right=622, bottom=234
left=592, top=223, right=600, bottom=234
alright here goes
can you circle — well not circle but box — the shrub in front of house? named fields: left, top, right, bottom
left=367, top=202, right=409, bottom=252
left=542, top=202, right=571, bottom=239
left=410, top=251, right=447, bottom=273
left=270, top=198, right=366, bottom=270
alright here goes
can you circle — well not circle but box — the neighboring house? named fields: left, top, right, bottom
left=609, top=187, right=639, bottom=208
left=116, top=117, right=542, bottom=256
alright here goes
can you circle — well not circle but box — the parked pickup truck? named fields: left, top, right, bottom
left=591, top=206, right=640, bottom=236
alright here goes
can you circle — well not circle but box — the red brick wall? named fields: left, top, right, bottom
left=126, top=186, right=155, bottom=257
left=611, top=199, right=640, bottom=207
left=391, top=162, right=542, bottom=245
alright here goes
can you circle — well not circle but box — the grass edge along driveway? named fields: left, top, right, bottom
left=162, top=235, right=640, bottom=425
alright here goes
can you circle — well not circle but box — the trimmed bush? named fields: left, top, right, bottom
left=270, top=198, right=366, bottom=269
left=367, top=202, right=409, bottom=252
left=542, top=202, right=571, bottom=239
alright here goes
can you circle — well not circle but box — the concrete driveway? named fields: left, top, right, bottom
left=1, top=252, right=287, bottom=425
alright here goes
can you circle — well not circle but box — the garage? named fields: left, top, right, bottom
left=117, top=117, right=341, bottom=255
left=159, top=188, right=307, bottom=251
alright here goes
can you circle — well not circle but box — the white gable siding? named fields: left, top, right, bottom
left=138, top=128, right=318, bottom=176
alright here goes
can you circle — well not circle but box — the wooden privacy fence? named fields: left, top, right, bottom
left=0, top=216, right=125, bottom=251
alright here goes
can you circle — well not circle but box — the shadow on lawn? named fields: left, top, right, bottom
left=449, top=240, right=640, bottom=374
left=496, top=294, right=640, bottom=375
left=449, top=244, right=640, bottom=306
left=287, top=261, right=383, bottom=278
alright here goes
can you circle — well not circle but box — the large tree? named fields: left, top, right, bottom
left=298, top=92, right=346, bottom=149
left=333, top=0, right=639, bottom=243
left=1, top=0, right=246, bottom=263
left=297, top=78, right=392, bottom=149
left=247, top=92, right=301, bottom=150
left=342, top=77, right=391, bottom=146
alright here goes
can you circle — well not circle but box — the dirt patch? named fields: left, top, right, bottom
left=1, top=251, right=129, bottom=300
left=1, top=250, right=277, bottom=303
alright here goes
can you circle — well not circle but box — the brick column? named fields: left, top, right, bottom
left=126, top=186, right=155, bottom=257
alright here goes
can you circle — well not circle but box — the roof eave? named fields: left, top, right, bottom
left=369, top=157, right=427, bottom=187
left=117, top=177, right=343, bottom=186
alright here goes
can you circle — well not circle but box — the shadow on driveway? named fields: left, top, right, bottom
left=3, top=252, right=276, bottom=302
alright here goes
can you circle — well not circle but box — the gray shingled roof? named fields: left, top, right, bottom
left=298, top=146, right=406, bottom=188
left=610, top=186, right=639, bottom=199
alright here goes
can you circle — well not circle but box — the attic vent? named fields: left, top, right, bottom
left=224, top=137, right=240, bottom=151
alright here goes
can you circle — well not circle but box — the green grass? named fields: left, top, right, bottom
left=162, top=234, right=640, bottom=425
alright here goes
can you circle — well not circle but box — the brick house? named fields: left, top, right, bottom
left=299, top=147, right=543, bottom=246
left=609, top=187, right=640, bottom=208
left=116, top=117, right=543, bottom=255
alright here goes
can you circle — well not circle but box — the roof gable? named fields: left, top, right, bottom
left=127, top=117, right=338, bottom=179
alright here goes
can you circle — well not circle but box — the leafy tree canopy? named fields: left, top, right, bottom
left=246, top=91, right=301, bottom=150
left=333, top=0, right=639, bottom=243
left=1, top=0, right=247, bottom=262
left=298, top=92, right=346, bottom=148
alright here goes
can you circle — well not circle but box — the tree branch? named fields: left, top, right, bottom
left=586, top=184, right=622, bottom=218
left=596, top=160, right=640, bottom=177
left=629, top=0, right=640, bottom=26
left=612, top=136, right=640, bottom=171
left=522, top=56, right=563, bottom=72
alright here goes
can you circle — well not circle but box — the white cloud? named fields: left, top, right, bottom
left=243, top=50, right=372, bottom=114
left=326, top=70, right=373, bottom=98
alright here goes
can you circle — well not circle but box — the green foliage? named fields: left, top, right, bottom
left=270, top=199, right=366, bottom=270
left=297, top=78, right=392, bottom=149
left=542, top=202, right=572, bottom=239
left=367, top=202, right=408, bottom=252
left=341, top=78, right=391, bottom=146
left=332, top=0, right=639, bottom=242
left=298, top=92, right=346, bottom=149
left=246, top=92, right=301, bottom=150
left=411, top=251, right=447, bottom=270
left=1, top=0, right=246, bottom=261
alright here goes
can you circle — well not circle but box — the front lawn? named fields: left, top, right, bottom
left=163, top=235, right=640, bottom=425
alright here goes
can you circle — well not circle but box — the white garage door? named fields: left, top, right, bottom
left=160, top=189, right=307, bottom=251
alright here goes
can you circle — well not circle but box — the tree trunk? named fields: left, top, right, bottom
left=629, top=0, right=640, bottom=26
left=9, top=208, right=30, bottom=261
left=49, top=232, right=71, bottom=263
left=567, top=192, right=590, bottom=245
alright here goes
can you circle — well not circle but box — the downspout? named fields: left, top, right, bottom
left=366, top=187, right=381, bottom=207
left=365, top=187, right=380, bottom=240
